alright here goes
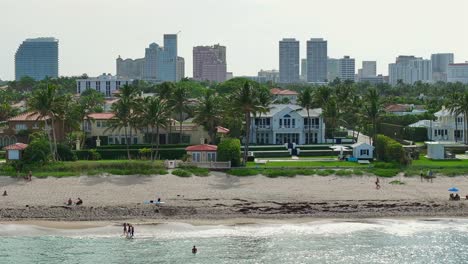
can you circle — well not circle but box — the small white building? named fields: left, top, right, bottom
left=426, top=141, right=460, bottom=160
left=76, top=74, right=133, bottom=97
left=351, top=142, right=374, bottom=160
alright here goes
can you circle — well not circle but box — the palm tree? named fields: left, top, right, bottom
left=108, top=84, right=139, bottom=159
left=363, top=88, right=381, bottom=146
left=231, top=82, right=261, bottom=165
left=170, top=85, right=191, bottom=144
left=298, top=87, right=314, bottom=144
left=447, top=92, right=468, bottom=144
left=137, top=96, right=171, bottom=160
left=28, top=84, right=63, bottom=161
left=193, top=90, right=222, bottom=144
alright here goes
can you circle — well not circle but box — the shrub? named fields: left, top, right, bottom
left=375, top=134, right=407, bottom=164
left=57, top=144, right=77, bottom=161
left=227, top=168, right=259, bottom=176
left=217, top=138, right=241, bottom=167
left=172, top=169, right=192, bottom=177
left=22, top=132, right=51, bottom=165
left=89, top=149, right=101, bottom=160
left=178, top=165, right=210, bottom=176
left=264, top=169, right=296, bottom=178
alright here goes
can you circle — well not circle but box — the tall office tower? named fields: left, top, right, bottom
left=279, top=38, right=300, bottom=83
left=361, top=61, right=377, bottom=77
left=431, top=53, right=454, bottom=82
left=388, top=56, right=432, bottom=85
left=116, top=56, right=145, bottom=79
left=300, top=59, right=307, bottom=81
left=338, top=56, right=356, bottom=81
left=327, top=58, right=340, bottom=82
left=143, top=43, right=160, bottom=80
left=448, top=63, right=468, bottom=84
left=176, top=57, right=185, bottom=81
left=193, top=44, right=227, bottom=82
left=157, top=34, right=178, bottom=82
left=15, top=37, right=59, bottom=81
left=306, top=38, right=327, bottom=83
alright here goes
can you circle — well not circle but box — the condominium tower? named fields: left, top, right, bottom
left=306, top=38, right=327, bottom=83
left=388, top=56, right=432, bottom=85
left=431, top=53, right=454, bottom=82
left=143, top=34, right=179, bottom=82
left=15, top=37, right=59, bottom=81
left=279, top=38, right=300, bottom=83
left=193, top=44, right=227, bottom=82
left=338, top=56, right=356, bottom=82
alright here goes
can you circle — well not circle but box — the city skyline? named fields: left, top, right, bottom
left=1, top=0, right=468, bottom=80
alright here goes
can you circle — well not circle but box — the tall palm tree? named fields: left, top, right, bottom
left=108, top=84, right=139, bottom=159
left=28, top=84, right=63, bottom=161
left=137, top=96, right=171, bottom=160
left=231, top=82, right=261, bottom=165
left=363, top=88, right=381, bottom=146
left=170, top=85, right=191, bottom=144
left=298, top=87, right=314, bottom=144
left=447, top=91, right=468, bottom=144
left=157, top=82, right=175, bottom=143
left=193, top=90, right=222, bottom=144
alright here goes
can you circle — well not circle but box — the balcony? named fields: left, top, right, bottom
left=255, top=125, right=272, bottom=130
left=304, top=125, right=320, bottom=130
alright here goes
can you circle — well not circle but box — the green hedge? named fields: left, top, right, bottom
left=0, top=150, right=5, bottom=159
left=96, top=144, right=190, bottom=150
left=218, top=138, right=241, bottom=167
left=74, top=148, right=186, bottom=160
left=375, top=134, right=407, bottom=164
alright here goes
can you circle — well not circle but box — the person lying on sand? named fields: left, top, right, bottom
left=75, top=198, right=83, bottom=205
left=66, top=198, right=72, bottom=206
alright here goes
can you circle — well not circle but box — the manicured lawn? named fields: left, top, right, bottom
left=412, top=156, right=468, bottom=168
left=247, top=161, right=365, bottom=168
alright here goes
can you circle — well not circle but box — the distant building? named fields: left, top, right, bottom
left=327, top=58, right=340, bottom=82
left=338, top=56, right=355, bottom=81
left=270, top=88, right=298, bottom=104
left=76, top=74, right=132, bottom=97
left=384, top=104, right=427, bottom=115
left=143, top=43, right=160, bottom=81
left=176, top=57, right=185, bottom=81
left=431, top=53, right=454, bottom=82
left=15, top=37, right=59, bottom=81
left=358, top=75, right=385, bottom=85
left=388, top=56, right=432, bottom=85
left=257, top=69, right=280, bottom=83
left=306, top=38, right=327, bottom=83
left=361, top=61, right=377, bottom=77
left=142, top=34, right=179, bottom=82
left=279, top=38, right=300, bottom=83
left=226, top=72, right=233, bottom=80
left=300, top=59, right=307, bottom=81
left=193, top=44, right=227, bottom=82
left=447, top=63, right=468, bottom=84
left=116, top=56, right=144, bottom=79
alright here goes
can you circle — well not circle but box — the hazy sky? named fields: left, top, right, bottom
left=1, top=0, right=468, bottom=80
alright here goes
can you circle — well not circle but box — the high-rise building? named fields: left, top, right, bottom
left=279, top=38, right=300, bottom=83
left=15, top=37, right=59, bottom=81
left=176, top=57, right=185, bottom=81
left=388, top=56, right=432, bottom=85
left=193, top=44, right=227, bottom=82
left=143, top=43, right=160, bottom=81
left=447, top=63, right=468, bottom=84
left=361, top=61, right=377, bottom=77
left=306, top=38, right=327, bottom=83
left=116, top=56, right=145, bottom=79
left=301, top=59, right=307, bottom=81
left=338, top=56, right=355, bottom=81
left=327, top=58, right=340, bottom=82
left=431, top=53, right=454, bottom=82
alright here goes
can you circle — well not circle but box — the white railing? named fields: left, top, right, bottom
left=304, top=125, right=320, bottom=130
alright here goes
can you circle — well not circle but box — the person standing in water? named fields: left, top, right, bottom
left=123, top=223, right=127, bottom=236
left=192, top=246, right=197, bottom=254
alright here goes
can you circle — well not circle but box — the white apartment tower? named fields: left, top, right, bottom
left=279, top=38, right=300, bottom=83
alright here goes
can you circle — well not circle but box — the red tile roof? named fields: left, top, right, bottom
left=270, top=88, right=298, bottom=95
left=3, top=143, right=28, bottom=150
left=8, top=112, right=49, bottom=121
left=87, top=113, right=116, bottom=120
left=185, top=144, right=218, bottom=151
left=216, top=126, right=230, bottom=134
left=385, top=104, right=410, bottom=112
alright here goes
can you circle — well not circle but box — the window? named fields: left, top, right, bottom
left=360, top=149, right=369, bottom=156
left=192, top=152, right=201, bottom=162
left=106, top=81, right=111, bottom=97
left=207, top=152, right=216, bottom=162
left=15, top=124, right=27, bottom=131
left=96, top=121, right=101, bottom=128
left=108, top=137, right=114, bottom=144
left=77, top=82, right=81, bottom=93
left=116, top=81, right=121, bottom=89
left=96, top=81, right=101, bottom=92
left=86, top=81, right=91, bottom=89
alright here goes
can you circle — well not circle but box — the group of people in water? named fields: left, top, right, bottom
left=66, top=197, right=83, bottom=206
left=123, top=223, right=135, bottom=238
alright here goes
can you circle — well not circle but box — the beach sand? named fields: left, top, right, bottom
left=1, top=173, right=467, bottom=221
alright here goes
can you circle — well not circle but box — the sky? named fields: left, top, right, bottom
left=1, top=0, right=468, bottom=81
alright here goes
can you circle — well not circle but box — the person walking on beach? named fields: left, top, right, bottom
left=27, top=171, right=32, bottom=181
left=123, top=223, right=128, bottom=236
left=375, top=177, right=381, bottom=190
left=192, top=246, right=197, bottom=254
left=131, top=225, right=134, bottom=237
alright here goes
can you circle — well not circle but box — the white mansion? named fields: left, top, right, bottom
left=250, top=104, right=326, bottom=145
left=409, top=107, right=465, bottom=142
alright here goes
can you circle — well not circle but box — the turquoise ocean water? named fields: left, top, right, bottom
left=1, top=219, right=467, bottom=263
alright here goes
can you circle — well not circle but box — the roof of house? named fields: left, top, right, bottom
left=409, top=120, right=432, bottom=128
left=351, top=142, right=374, bottom=149
left=87, top=113, right=116, bottom=120
left=385, top=104, right=411, bottom=112
left=3, top=142, right=28, bottom=150
left=258, top=104, right=322, bottom=117
left=216, top=126, right=230, bottom=134
left=185, top=144, right=218, bottom=151
left=8, top=112, right=49, bottom=121
left=270, top=88, right=298, bottom=96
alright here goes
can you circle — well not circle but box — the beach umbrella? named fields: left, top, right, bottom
left=448, top=187, right=459, bottom=192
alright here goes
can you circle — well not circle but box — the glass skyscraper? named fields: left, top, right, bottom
left=15, top=37, right=59, bottom=81
left=157, top=34, right=178, bottom=82
left=279, top=38, right=300, bottom=84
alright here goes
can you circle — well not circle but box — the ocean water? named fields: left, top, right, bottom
left=1, top=219, right=468, bottom=264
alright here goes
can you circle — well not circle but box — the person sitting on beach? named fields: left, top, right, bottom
left=450, top=193, right=455, bottom=200
left=75, top=198, right=83, bottom=205
left=455, top=194, right=460, bottom=201
left=66, top=198, right=72, bottom=206
left=2, top=190, right=7, bottom=196
left=157, top=198, right=161, bottom=203
left=192, top=246, right=197, bottom=254
left=466, top=195, right=468, bottom=200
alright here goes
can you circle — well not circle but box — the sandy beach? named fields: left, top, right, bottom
left=1, top=172, right=468, bottom=221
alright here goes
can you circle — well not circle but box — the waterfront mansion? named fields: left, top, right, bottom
left=250, top=104, right=326, bottom=145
